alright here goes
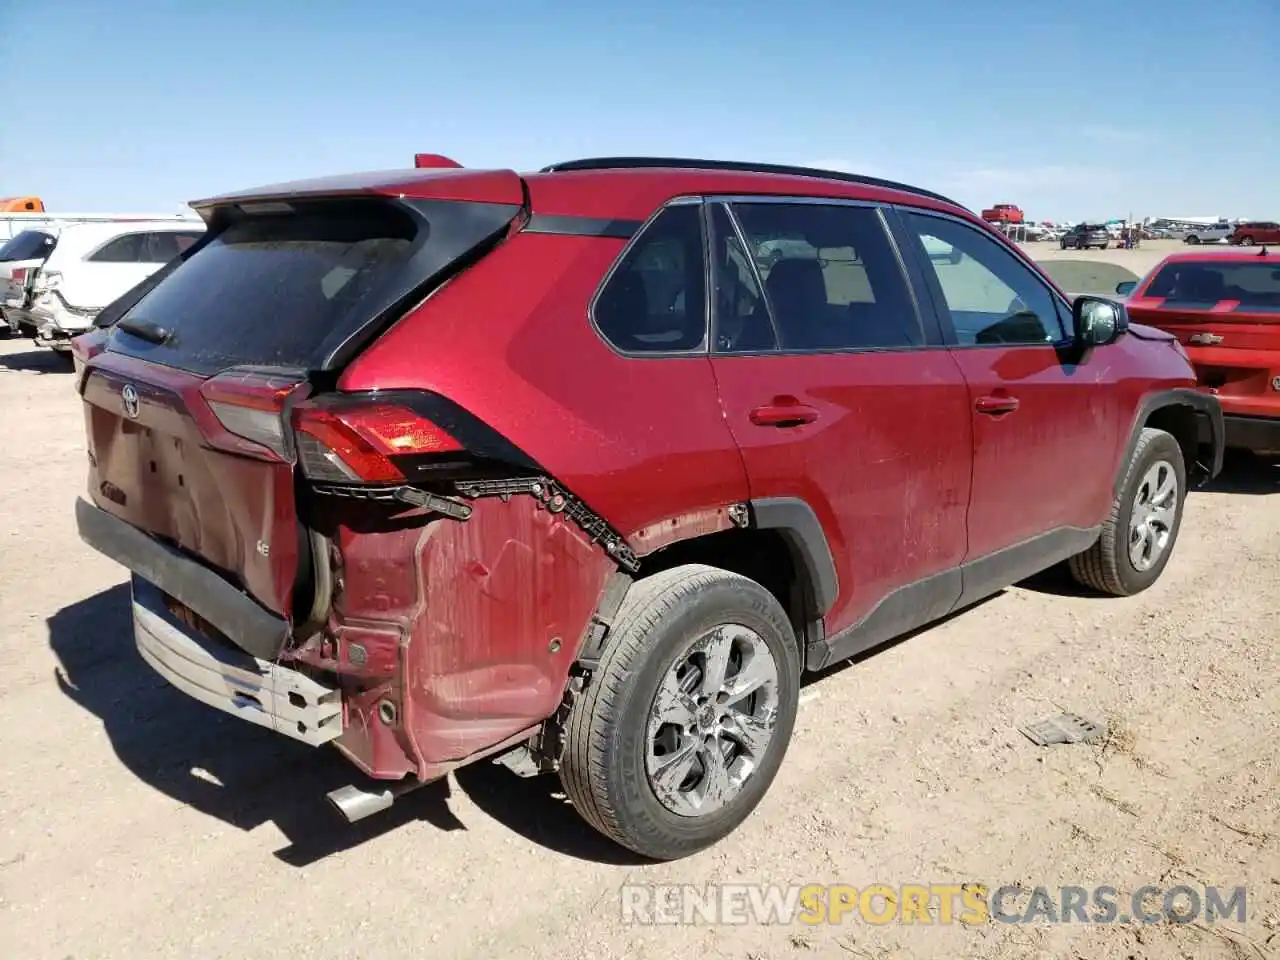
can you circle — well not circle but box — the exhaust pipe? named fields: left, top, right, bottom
left=326, top=778, right=424, bottom=823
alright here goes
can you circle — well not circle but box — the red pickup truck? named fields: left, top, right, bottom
left=982, top=203, right=1025, bottom=224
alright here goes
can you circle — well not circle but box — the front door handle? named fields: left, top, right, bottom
left=750, top=400, right=819, bottom=428
left=975, top=394, right=1020, bottom=415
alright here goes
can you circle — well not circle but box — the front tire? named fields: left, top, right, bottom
left=1240, top=235, right=1256, bottom=246
left=1069, top=427, right=1186, bottom=596
left=560, top=564, right=801, bottom=860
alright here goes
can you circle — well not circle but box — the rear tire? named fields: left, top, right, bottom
left=1186, top=235, right=1200, bottom=245
left=1240, top=235, right=1256, bottom=246
left=560, top=564, right=801, bottom=861
left=1069, top=428, right=1186, bottom=597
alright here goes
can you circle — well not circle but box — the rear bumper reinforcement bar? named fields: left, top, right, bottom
left=132, top=576, right=343, bottom=746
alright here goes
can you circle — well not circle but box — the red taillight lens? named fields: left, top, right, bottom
left=11, top=267, right=25, bottom=285
left=198, top=370, right=309, bottom=457
left=293, top=400, right=462, bottom=484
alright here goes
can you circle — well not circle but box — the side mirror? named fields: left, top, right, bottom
left=1073, top=296, right=1128, bottom=348
left=1115, top=280, right=1137, bottom=296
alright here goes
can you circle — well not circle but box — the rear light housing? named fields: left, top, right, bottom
left=197, top=373, right=479, bottom=485
left=293, top=397, right=462, bottom=484
left=198, top=369, right=311, bottom=458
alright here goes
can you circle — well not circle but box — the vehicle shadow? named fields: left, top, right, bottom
left=46, top=583, right=648, bottom=867
left=0, top=347, right=73, bottom=374
left=1018, top=452, right=1279, bottom=598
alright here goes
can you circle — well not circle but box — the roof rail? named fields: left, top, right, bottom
left=538, top=156, right=964, bottom=209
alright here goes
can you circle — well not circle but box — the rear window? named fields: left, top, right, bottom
left=1144, top=261, right=1280, bottom=308
left=105, top=198, right=519, bottom=375
left=0, top=230, right=55, bottom=262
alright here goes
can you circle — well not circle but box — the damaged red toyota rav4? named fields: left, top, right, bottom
left=72, top=155, right=1224, bottom=860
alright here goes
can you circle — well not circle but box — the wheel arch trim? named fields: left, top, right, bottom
left=1116, top=388, right=1224, bottom=497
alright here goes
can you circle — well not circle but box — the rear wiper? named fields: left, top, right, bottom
left=117, top=317, right=172, bottom=344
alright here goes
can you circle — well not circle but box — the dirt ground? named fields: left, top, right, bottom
left=1, top=240, right=1277, bottom=959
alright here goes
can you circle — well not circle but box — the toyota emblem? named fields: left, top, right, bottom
left=121, top=384, right=140, bottom=419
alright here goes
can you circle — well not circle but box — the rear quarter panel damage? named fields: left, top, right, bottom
left=294, top=495, right=615, bottom=781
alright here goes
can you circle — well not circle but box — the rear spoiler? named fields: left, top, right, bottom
left=415, top=154, right=462, bottom=169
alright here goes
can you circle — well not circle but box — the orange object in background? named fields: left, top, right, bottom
left=0, top=196, right=43, bottom=212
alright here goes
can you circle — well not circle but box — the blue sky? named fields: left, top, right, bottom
left=1, top=0, right=1276, bottom=221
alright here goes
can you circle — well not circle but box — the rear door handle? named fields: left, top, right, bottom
left=975, top=394, right=1020, bottom=415
left=749, top=402, right=819, bottom=428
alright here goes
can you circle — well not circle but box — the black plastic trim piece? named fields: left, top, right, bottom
left=955, top=525, right=1101, bottom=610
left=811, top=568, right=962, bottom=671
left=811, top=525, right=1101, bottom=671
left=75, top=497, right=289, bottom=661
left=748, top=497, right=839, bottom=617
left=1221, top=413, right=1280, bottom=455
left=1117, top=388, right=1225, bottom=496
left=524, top=214, right=642, bottom=239
left=539, top=157, right=965, bottom=209
left=574, top=571, right=635, bottom=668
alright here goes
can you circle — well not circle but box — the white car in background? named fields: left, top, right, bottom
left=1168, top=221, right=1233, bottom=245
left=6, top=220, right=205, bottom=351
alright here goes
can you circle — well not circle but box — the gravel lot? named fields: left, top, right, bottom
left=1, top=240, right=1277, bottom=959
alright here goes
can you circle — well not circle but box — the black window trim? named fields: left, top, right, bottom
left=892, top=204, right=1075, bottom=351
left=703, top=194, right=941, bottom=358
left=586, top=195, right=712, bottom=360
left=707, top=200, right=781, bottom=353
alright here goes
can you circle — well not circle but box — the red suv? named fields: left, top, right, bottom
left=71, top=157, right=1224, bottom=861
left=1227, top=221, right=1280, bottom=247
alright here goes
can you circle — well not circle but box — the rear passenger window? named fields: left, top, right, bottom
left=722, top=202, right=922, bottom=352
left=594, top=204, right=707, bottom=354
left=89, top=233, right=145, bottom=263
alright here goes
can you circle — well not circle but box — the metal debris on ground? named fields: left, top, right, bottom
left=1019, top=712, right=1107, bottom=747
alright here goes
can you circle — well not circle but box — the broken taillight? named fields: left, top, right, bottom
left=292, top=398, right=462, bottom=484
left=198, top=369, right=310, bottom=458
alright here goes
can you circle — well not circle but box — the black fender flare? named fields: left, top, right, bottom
left=1115, top=388, right=1224, bottom=497
left=749, top=497, right=839, bottom=618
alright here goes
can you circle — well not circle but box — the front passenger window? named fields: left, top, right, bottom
left=904, top=213, right=1065, bottom=346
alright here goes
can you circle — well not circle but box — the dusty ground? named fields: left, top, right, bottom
left=1, top=241, right=1277, bottom=959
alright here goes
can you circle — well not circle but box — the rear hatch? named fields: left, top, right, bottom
left=78, top=171, right=526, bottom=640
left=1126, top=257, right=1280, bottom=412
